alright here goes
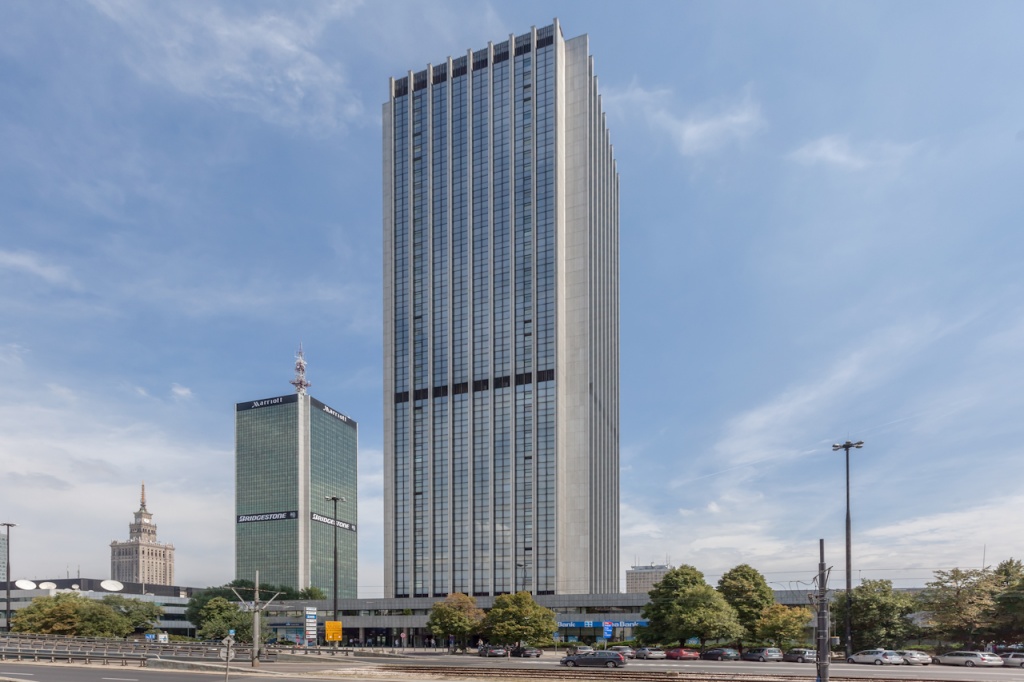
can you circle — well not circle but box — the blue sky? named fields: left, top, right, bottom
left=2, top=1, right=1022, bottom=596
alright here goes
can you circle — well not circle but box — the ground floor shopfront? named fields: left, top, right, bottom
left=264, top=593, right=649, bottom=647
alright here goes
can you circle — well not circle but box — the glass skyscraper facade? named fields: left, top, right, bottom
left=383, top=20, right=619, bottom=598
left=235, top=393, right=358, bottom=596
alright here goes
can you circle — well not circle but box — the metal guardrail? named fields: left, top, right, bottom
left=0, top=650, right=148, bottom=667
left=0, top=636, right=277, bottom=664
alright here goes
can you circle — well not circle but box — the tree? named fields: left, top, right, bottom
left=77, top=599, right=134, bottom=638
left=186, top=579, right=297, bottom=635
left=990, top=560, right=1024, bottom=644
left=717, top=564, right=775, bottom=648
left=102, top=595, right=164, bottom=632
left=426, top=593, right=485, bottom=650
left=12, top=593, right=132, bottom=637
left=670, top=584, right=744, bottom=649
left=992, top=559, right=1024, bottom=592
left=186, top=586, right=241, bottom=632
left=195, top=597, right=263, bottom=642
left=919, top=568, right=996, bottom=648
left=831, top=579, right=916, bottom=651
left=482, top=592, right=557, bottom=646
left=299, top=586, right=327, bottom=600
left=992, top=577, right=1024, bottom=644
left=755, top=604, right=812, bottom=649
left=640, top=564, right=707, bottom=643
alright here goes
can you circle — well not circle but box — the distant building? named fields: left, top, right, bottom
left=383, top=19, right=620, bottom=598
left=234, top=348, right=358, bottom=596
left=110, top=483, right=175, bottom=586
left=625, top=564, right=671, bottom=593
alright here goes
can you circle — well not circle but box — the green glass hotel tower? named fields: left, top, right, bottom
left=234, top=352, right=357, bottom=595
left=383, top=20, right=619, bottom=598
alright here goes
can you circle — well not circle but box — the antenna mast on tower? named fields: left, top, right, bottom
left=290, top=344, right=311, bottom=395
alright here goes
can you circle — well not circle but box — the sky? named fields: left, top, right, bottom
left=2, top=1, right=1023, bottom=598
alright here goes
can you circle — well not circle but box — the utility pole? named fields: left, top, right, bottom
left=815, top=539, right=830, bottom=682
left=325, top=496, right=345, bottom=626
left=2, top=523, right=15, bottom=633
left=252, top=572, right=261, bottom=668
left=230, top=570, right=280, bottom=669
left=833, top=439, right=863, bottom=660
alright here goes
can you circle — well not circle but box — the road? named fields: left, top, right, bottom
left=3, top=654, right=1024, bottom=682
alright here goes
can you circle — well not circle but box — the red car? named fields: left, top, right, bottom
left=666, top=648, right=701, bottom=660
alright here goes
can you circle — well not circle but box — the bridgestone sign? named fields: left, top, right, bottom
left=311, top=512, right=357, bottom=532
left=236, top=510, right=298, bottom=523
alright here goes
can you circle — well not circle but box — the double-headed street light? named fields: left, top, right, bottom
left=832, top=440, right=863, bottom=659
left=2, top=522, right=15, bottom=633
left=325, top=496, right=346, bottom=623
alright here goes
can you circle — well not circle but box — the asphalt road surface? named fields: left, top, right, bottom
left=3, top=653, right=1024, bottom=682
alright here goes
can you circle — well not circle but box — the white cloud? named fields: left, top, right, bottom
left=0, top=343, right=30, bottom=366
left=789, top=135, right=916, bottom=170
left=0, top=250, right=79, bottom=288
left=170, top=383, right=193, bottom=400
left=607, top=83, right=764, bottom=157
left=654, top=96, right=764, bottom=157
left=87, top=0, right=364, bottom=133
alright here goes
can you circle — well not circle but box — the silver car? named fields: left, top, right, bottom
left=934, top=651, right=1004, bottom=667
left=896, top=650, right=931, bottom=665
left=847, top=649, right=904, bottom=665
left=1001, top=653, right=1024, bottom=668
left=635, top=647, right=667, bottom=659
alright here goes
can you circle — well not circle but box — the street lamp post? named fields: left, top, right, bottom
left=832, top=440, right=863, bottom=660
left=2, top=523, right=15, bottom=633
left=324, top=496, right=345, bottom=623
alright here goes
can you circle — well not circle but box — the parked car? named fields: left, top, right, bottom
left=665, top=647, right=701, bottom=660
left=478, top=645, right=507, bottom=657
left=934, top=651, right=1004, bottom=667
left=702, top=647, right=741, bottom=661
left=609, top=646, right=636, bottom=659
left=568, top=645, right=594, bottom=655
left=560, top=651, right=627, bottom=668
left=895, top=650, right=931, bottom=665
left=783, top=648, right=817, bottom=663
left=1001, top=653, right=1024, bottom=668
left=634, top=647, right=667, bottom=659
left=847, top=649, right=904, bottom=665
left=510, top=646, right=542, bottom=657
left=741, top=647, right=783, bottom=662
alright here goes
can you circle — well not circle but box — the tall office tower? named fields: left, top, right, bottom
left=383, top=20, right=619, bottom=598
left=234, top=350, right=358, bottom=595
left=110, top=483, right=176, bottom=586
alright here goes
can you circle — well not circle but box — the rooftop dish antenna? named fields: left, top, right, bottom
left=38, top=581, right=57, bottom=589
left=14, top=579, right=37, bottom=590
left=100, top=579, right=124, bottom=592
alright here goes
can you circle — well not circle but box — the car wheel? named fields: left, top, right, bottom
left=847, top=658, right=855, bottom=664
left=759, top=657, right=766, bottom=662
left=797, top=657, right=805, bottom=663
left=965, top=660, right=975, bottom=667
left=606, top=661, right=617, bottom=668
left=874, top=659, right=883, bottom=665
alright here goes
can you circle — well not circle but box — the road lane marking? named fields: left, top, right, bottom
left=101, top=678, right=139, bottom=681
